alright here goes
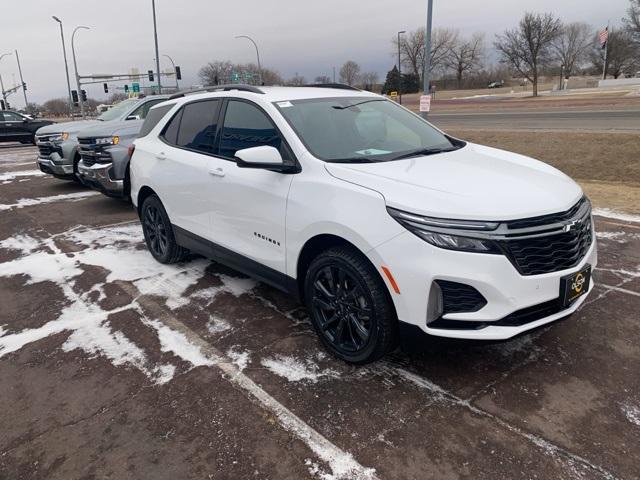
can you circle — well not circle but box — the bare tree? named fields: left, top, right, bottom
left=199, top=60, right=282, bottom=85
left=590, top=28, right=639, bottom=78
left=624, top=0, right=640, bottom=40
left=360, top=72, right=380, bottom=91
left=444, top=32, right=484, bottom=88
left=393, top=27, right=457, bottom=86
left=339, top=61, right=361, bottom=86
left=42, top=98, right=68, bottom=116
left=494, top=12, right=562, bottom=96
left=551, top=22, right=593, bottom=78
left=107, top=92, right=128, bottom=104
left=287, top=74, right=307, bottom=86
left=199, top=60, right=234, bottom=85
left=314, top=75, right=332, bottom=84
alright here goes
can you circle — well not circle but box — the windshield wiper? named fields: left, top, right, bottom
left=332, top=99, right=385, bottom=110
left=391, top=146, right=459, bottom=161
left=326, top=157, right=378, bottom=164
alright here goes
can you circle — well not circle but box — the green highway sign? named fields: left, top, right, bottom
left=132, top=83, right=140, bottom=93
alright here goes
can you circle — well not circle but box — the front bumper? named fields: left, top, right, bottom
left=37, top=156, right=74, bottom=178
left=369, top=231, right=598, bottom=340
left=77, top=161, right=124, bottom=197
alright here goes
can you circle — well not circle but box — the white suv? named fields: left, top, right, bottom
left=130, top=84, right=597, bottom=363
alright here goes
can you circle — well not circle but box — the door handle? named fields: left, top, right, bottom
left=209, top=167, right=225, bottom=177
left=155, top=152, right=167, bottom=161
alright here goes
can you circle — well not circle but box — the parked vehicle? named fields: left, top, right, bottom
left=130, top=84, right=597, bottom=364
left=76, top=95, right=170, bottom=198
left=487, top=81, right=503, bottom=88
left=35, top=96, right=168, bottom=180
left=0, top=110, right=53, bottom=144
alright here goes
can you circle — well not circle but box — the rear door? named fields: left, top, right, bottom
left=1, top=111, right=30, bottom=141
left=152, top=99, right=222, bottom=239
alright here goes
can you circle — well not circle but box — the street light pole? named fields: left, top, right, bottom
left=14, top=50, right=28, bottom=109
left=71, top=25, right=90, bottom=118
left=163, top=54, right=178, bottom=90
left=152, top=0, right=162, bottom=94
left=0, top=52, right=12, bottom=109
left=52, top=16, right=73, bottom=115
left=235, top=35, right=262, bottom=85
left=397, top=30, right=406, bottom=104
left=421, top=0, right=434, bottom=119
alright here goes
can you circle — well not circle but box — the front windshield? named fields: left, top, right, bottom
left=274, top=97, right=457, bottom=162
left=97, top=98, right=139, bottom=121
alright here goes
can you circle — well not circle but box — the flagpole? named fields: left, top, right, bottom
left=602, top=21, right=609, bottom=80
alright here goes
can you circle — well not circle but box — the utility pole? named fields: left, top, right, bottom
left=71, top=25, right=90, bottom=118
left=152, top=0, right=162, bottom=93
left=14, top=50, right=28, bottom=109
left=421, top=0, right=434, bottom=119
left=397, top=30, right=406, bottom=104
left=333, top=66, right=336, bottom=83
left=0, top=52, right=11, bottom=109
left=163, top=54, right=178, bottom=90
left=53, top=16, right=73, bottom=115
left=602, top=22, right=610, bottom=80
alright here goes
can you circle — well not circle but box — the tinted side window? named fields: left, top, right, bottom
left=176, top=100, right=220, bottom=154
left=162, top=109, right=183, bottom=145
left=219, top=101, right=281, bottom=159
left=139, top=104, right=174, bottom=137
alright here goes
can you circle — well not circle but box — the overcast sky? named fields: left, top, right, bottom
left=0, top=0, right=631, bottom=106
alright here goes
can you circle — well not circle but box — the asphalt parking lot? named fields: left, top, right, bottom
left=1, top=144, right=639, bottom=480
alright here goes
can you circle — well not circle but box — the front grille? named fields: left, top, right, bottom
left=79, top=141, right=111, bottom=167
left=38, top=144, right=54, bottom=156
left=437, top=280, right=487, bottom=314
left=499, top=211, right=593, bottom=276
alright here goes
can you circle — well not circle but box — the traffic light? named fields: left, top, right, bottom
left=124, top=84, right=129, bottom=94
left=148, top=70, right=154, bottom=82
left=22, top=82, right=27, bottom=91
left=0, top=100, right=5, bottom=110
left=81, top=90, right=87, bottom=102
left=103, top=83, right=108, bottom=93
left=71, top=90, right=79, bottom=105
left=175, top=66, right=182, bottom=80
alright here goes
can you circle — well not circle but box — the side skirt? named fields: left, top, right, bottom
left=173, top=225, right=300, bottom=300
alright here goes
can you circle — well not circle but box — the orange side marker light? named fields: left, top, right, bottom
left=381, top=266, right=400, bottom=294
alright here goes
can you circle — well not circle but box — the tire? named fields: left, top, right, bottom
left=304, top=246, right=398, bottom=364
left=141, top=194, right=189, bottom=264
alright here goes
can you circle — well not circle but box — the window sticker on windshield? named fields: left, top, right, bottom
left=355, top=149, right=391, bottom=156
left=277, top=101, right=294, bottom=108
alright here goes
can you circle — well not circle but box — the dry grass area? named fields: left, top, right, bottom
left=449, top=129, right=640, bottom=215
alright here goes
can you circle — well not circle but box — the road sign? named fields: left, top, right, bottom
left=419, top=95, right=432, bottom=113
left=389, top=91, right=398, bottom=97
left=132, top=83, right=140, bottom=93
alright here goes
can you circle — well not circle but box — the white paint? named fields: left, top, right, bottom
left=261, top=354, right=339, bottom=383
left=600, top=284, right=640, bottom=298
left=0, top=169, right=45, bottom=182
left=149, top=320, right=215, bottom=367
left=621, top=403, right=640, bottom=427
left=0, top=191, right=99, bottom=211
left=593, top=208, right=640, bottom=224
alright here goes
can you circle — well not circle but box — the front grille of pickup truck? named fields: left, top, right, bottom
left=79, top=138, right=112, bottom=167
left=497, top=197, right=593, bottom=276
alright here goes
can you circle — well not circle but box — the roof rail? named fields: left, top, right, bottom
left=303, top=83, right=361, bottom=91
left=169, top=84, right=265, bottom=100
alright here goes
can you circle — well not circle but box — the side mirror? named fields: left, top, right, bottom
left=125, top=115, right=141, bottom=121
left=235, top=146, right=291, bottom=172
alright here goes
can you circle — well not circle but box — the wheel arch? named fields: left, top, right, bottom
left=136, top=185, right=158, bottom=217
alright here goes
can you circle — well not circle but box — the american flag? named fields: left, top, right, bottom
left=599, top=27, right=609, bottom=48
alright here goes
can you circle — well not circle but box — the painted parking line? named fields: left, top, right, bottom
left=0, top=191, right=100, bottom=211
left=599, top=284, right=640, bottom=297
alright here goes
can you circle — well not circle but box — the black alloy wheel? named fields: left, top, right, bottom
left=140, top=194, right=188, bottom=264
left=144, top=204, right=168, bottom=257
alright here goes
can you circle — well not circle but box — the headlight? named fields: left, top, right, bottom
left=94, top=136, right=120, bottom=145
left=45, top=133, right=68, bottom=142
left=62, top=132, right=69, bottom=141
left=387, top=207, right=502, bottom=254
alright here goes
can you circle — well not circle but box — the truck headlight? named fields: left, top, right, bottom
left=45, top=132, right=68, bottom=142
left=95, top=136, right=120, bottom=145
left=387, top=207, right=502, bottom=254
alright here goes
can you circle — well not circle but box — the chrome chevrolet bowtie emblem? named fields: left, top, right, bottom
left=563, top=220, right=577, bottom=233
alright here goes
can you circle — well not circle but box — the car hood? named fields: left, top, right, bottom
left=324, top=143, right=583, bottom=221
left=36, top=120, right=102, bottom=135
left=77, top=120, right=143, bottom=139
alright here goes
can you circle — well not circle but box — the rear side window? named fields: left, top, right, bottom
left=138, top=103, right=174, bottom=137
left=218, top=100, right=281, bottom=159
left=131, top=99, right=167, bottom=120
left=162, top=109, right=183, bottom=145
left=175, top=100, right=220, bottom=154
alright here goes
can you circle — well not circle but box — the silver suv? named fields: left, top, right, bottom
left=35, top=96, right=168, bottom=181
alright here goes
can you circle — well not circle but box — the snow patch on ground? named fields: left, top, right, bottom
left=621, top=403, right=640, bottom=426
left=149, top=320, right=215, bottom=367
left=206, top=314, right=232, bottom=334
left=0, top=169, right=45, bottom=182
left=593, top=208, right=640, bottom=224
left=0, top=191, right=99, bottom=211
left=227, top=347, right=250, bottom=371
left=0, top=234, right=42, bottom=255
left=262, top=354, right=339, bottom=383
